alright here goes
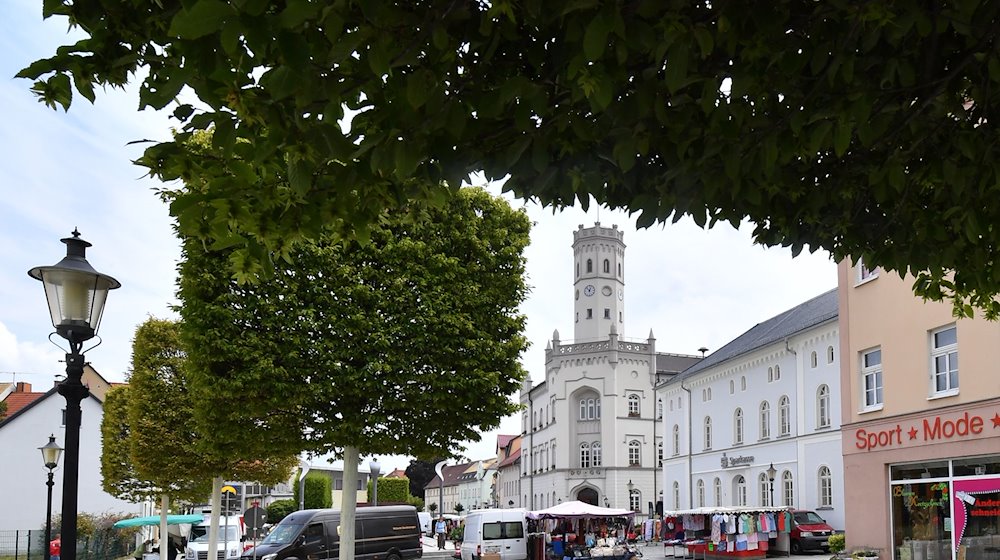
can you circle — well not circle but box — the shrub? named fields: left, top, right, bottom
left=829, top=534, right=845, bottom=555
left=266, top=499, right=297, bottom=524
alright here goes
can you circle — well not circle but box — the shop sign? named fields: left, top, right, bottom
left=854, top=410, right=998, bottom=452
left=720, top=452, right=754, bottom=468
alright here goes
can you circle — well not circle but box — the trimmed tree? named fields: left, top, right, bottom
left=21, top=1, right=1000, bottom=317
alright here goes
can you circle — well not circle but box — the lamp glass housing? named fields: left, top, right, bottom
left=40, top=435, right=63, bottom=470
left=766, top=463, right=777, bottom=481
left=369, top=460, right=381, bottom=477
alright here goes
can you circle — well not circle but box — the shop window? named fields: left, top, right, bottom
left=713, top=478, right=722, bottom=506
left=931, top=325, right=959, bottom=395
left=779, top=396, right=791, bottom=436
left=734, top=408, right=744, bottom=445
left=782, top=471, right=794, bottom=506
left=818, top=466, right=832, bottom=507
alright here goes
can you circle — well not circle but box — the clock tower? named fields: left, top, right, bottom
left=572, top=222, right=626, bottom=341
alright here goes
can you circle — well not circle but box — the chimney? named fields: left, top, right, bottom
left=15, top=382, right=32, bottom=393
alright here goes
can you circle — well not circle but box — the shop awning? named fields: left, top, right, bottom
left=113, top=514, right=204, bottom=528
left=528, top=500, right=636, bottom=520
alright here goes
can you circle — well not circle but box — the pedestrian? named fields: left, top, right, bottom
left=50, top=535, right=61, bottom=560
left=435, top=517, right=447, bottom=550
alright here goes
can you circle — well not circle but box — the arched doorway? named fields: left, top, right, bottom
left=576, top=487, right=598, bottom=505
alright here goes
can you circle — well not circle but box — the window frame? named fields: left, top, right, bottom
left=627, top=394, right=641, bottom=417
left=817, top=385, right=831, bottom=428
left=704, top=417, right=713, bottom=450
left=782, top=471, right=794, bottom=507
left=861, top=347, right=884, bottom=410
left=930, top=325, right=959, bottom=396
left=778, top=395, right=791, bottom=436
left=818, top=466, right=833, bottom=507
left=592, top=442, right=602, bottom=467
left=734, top=408, right=744, bottom=445
left=628, top=440, right=641, bottom=466
left=759, top=401, right=771, bottom=440
left=697, top=479, right=706, bottom=507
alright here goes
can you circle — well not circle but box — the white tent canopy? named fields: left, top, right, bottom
left=527, top=500, right=637, bottom=520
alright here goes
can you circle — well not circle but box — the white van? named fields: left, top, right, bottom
left=186, top=515, right=245, bottom=560
left=460, top=509, right=527, bottom=560
left=418, top=512, right=432, bottom=537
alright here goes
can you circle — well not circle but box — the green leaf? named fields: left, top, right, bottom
left=212, top=114, right=237, bottom=155
left=394, top=140, right=421, bottom=179
left=406, top=71, right=431, bottom=109
left=583, top=15, right=611, bottom=61
left=262, top=66, right=299, bottom=100
left=664, top=42, right=690, bottom=94
left=833, top=122, right=851, bottom=157
left=169, top=0, right=231, bottom=40
left=693, top=27, right=714, bottom=58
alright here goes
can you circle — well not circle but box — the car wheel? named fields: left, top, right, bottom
left=790, top=541, right=801, bottom=555
left=386, top=553, right=401, bottom=560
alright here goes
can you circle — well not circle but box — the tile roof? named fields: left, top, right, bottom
left=656, top=353, right=704, bottom=374
left=674, top=288, right=838, bottom=379
left=2, top=391, right=46, bottom=418
left=496, top=434, right=517, bottom=451
left=497, top=448, right=521, bottom=469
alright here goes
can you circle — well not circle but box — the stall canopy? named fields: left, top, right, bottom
left=113, top=514, right=204, bottom=528
left=528, top=501, right=636, bottom=520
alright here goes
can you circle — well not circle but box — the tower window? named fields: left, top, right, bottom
left=603, top=259, right=610, bottom=273
left=586, top=259, right=593, bottom=273
left=618, top=263, right=622, bottom=277
left=586, top=309, right=593, bottom=319
left=576, top=263, right=579, bottom=277
left=619, top=312, right=623, bottom=322
left=604, top=308, right=610, bottom=319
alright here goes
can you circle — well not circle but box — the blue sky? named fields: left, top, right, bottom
left=1, top=1, right=837, bottom=470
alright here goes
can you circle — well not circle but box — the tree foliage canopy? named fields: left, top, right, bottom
left=176, top=186, right=530, bottom=460
left=21, top=1, right=1000, bottom=315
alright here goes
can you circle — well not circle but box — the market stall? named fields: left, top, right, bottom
left=527, top=501, right=640, bottom=560
left=660, top=507, right=792, bottom=560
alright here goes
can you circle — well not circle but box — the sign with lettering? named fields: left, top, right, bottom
left=853, top=411, right=998, bottom=452
left=720, top=453, right=755, bottom=468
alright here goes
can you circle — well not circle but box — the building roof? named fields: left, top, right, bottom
left=424, top=461, right=480, bottom=489
left=496, top=434, right=517, bottom=451
left=497, top=447, right=521, bottom=469
left=656, top=353, right=703, bottom=374
left=675, top=288, right=838, bottom=379
left=383, top=468, right=407, bottom=479
left=1, top=389, right=47, bottom=419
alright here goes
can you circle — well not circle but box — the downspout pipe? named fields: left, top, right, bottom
left=679, top=377, right=693, bottom=509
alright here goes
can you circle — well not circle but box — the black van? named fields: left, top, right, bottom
left=245, top=505, right=422, bottom=560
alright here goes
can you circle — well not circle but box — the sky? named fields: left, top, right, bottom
left=1, top=1, right=837, bottom=474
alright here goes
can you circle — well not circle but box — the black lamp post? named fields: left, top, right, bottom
left=627, top=479, right=635, bottom=511
left=508, top=499, right=514, bottom=508
left=766, top=463, right=777, bottom=507
left=40, top=435, right=64, bottom=560
left=369, top=459, right=381, bottom=506
left=29, top=230, right=120, bottom=560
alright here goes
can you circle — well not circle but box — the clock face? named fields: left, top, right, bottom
left=584, top=284, right=596, bottom=297
left=601, top=286, right=613, bottom=297
left=618, top=288, right=624, bottom=300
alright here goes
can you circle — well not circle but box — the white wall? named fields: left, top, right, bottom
left=0, top=393, right=141, bottom=531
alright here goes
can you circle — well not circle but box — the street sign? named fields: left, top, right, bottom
left=245, top=505, right=266, bottom=534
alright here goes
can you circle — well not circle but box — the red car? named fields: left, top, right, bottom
left=789, top=510, right=837, bottom=554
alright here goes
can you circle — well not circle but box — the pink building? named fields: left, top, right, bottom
left=839, top=259, right=1000, bottom=559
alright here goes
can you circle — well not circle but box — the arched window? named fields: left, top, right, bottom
left=618, top=263, right=622, bottom=277
left=697, top=479, right=706, bottom=507
left=827, top=345, right=835, bottom=363
left=759, top=473, right=770, bottom=506
left=579, top=443, right=591, bottom=468
left=592, top=442, right=602, bottom=467
left=628, top=440, right=641, bottom=465
left=768, top=367, right=774, bottom=382
left=672, top=481, right=680, bottom=510
left=819, top=466, right=833, bottom=507
left=657, top=399, right=663, bottom=419
left=782, top=471, right=794, bottom=506
left=734, top=475, right=747, bottom=506
left=670, top=399, right=674, bottom=412
left=552, top=442, right=557, bottom=467
left=817, top=385, right=831, bottom=428
left=630, top=489, right=641, bottom=512
left=774, top=365, right=781, bottom=380
left=704, top=417, right=713, bottom=450
left=657, top=441, right=663, bottom=466
left=603, top=259, right=610, bottom=273
left=707, top=387, right=713, bottom=400
left=579, top=399, right=587, bottom=419
left=713, top=477, right=722, bottom=506
left=628, top=394, right=640, bottom=416
left=596, top=398, right=601, bottom=419
left=734, top=408, right=744, bottom=444
left=729, top=380, right=735, bottom=394
left=759, top=401, right=771, bottom=439
left=576, top=262, right=580, bottom=277
left=672, top=425, right=680, bottom=456
left=741, top=376, right=747, bottom=391
left=811, top=351, right=818, bottom=368
left=779, top=396, right=791, bottom=436
left=586, top=259, right=593, bottom=273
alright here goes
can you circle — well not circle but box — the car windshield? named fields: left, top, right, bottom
left=261, top=524, right=304, bottom=545
left=793, top=512, right=825, bottom=524
left=190, top=525, right=241, bottom=543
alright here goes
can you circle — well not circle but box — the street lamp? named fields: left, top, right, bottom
left=508, top=500, right=514, bottom=508
left=766, top=463, right=777, bottom=507
left=369, top=459, right=381, bottom=506
left=40, top=435, right=63, bottom=560
left=29, top=231, right=120, bottom=560
left=627, top=480, right=635, bottom=511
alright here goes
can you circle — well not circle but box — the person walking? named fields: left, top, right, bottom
left=435, top=517, right=447, bottom=550
left=49, top=535, right=61, bottom=560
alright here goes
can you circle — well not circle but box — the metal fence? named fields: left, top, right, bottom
left=0, top=531, right=130, bottom=560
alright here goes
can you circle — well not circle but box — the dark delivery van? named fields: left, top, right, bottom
left=244, top=505, right=422, bottom=560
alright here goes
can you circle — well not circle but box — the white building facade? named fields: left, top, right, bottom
left=658, top=289, right=846, bottom=531
left=519, top=223, right=701, bottom=520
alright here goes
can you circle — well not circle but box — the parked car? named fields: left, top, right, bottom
left=242, top=505, right=422, bottom=560
left=187, top=515, right=245, bottom=560
left=460, top=509, right=527, bottom=560
left=789, top=510, right=836, bottom=554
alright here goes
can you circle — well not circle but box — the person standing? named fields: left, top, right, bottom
left=435, top=517, right=447, bottom=550
left=49, top=535, right=61, bottom=560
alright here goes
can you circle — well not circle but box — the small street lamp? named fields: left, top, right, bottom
left=369, top=459, right=381, bottom=506
left=40, top=435, right=63, bottom=560
left=627, top=479, right=636, bottom=511
left=508, top=500, right=514, bottom=508
left=29, top=230, right=120, bottom=560
left=766, top=463, right=777, bottom=507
